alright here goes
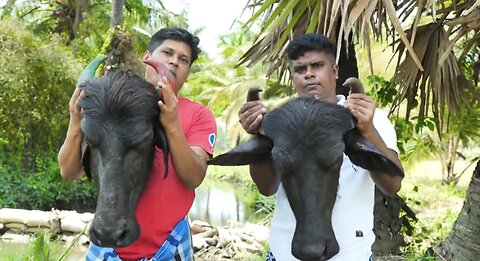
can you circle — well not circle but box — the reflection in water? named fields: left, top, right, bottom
left=189, top=181, right=254, bottom=226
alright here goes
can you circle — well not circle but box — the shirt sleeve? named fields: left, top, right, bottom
left=186, top=105, right=217, bottom=155
left=373, top=109, right=399, bottom=153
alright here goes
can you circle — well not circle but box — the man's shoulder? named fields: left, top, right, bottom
left=179, top=96, right=210, bottom=111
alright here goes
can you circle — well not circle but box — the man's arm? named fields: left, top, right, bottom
left=158, top=79, right=210, bottom=189
left=344, top=93, right=404, bottom=196
left=238, top=101, right=280, bottom=196
left=58, top=88, right=85, bottom=181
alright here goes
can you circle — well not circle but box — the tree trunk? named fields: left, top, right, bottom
left=436, top=160, right=480, bottom=260
left=371, top=187, right=416, bottom=259
left=110, top=0, right=124, bottom=28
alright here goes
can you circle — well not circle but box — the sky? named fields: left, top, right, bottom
left=162, top=0, right=250, bottom=57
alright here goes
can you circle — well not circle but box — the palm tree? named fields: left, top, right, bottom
left=437, top=159, right=480, bottom=260
left=236, top=0, right=480, bottom=258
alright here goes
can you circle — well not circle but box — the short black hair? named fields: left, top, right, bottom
left=148, top=28, right=201, bottom=66
left=286, top=34, right=336, bottom=63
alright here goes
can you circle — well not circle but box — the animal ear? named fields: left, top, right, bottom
left=344, top=129, right=404, bottom=177
left=208, top=136, right=273, bottom=166
left=154, top=125, right=169, bottom=179
left=81, top=138, right=92, bottom=180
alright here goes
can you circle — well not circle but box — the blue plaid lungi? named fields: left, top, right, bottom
left=86, top=216, right=193, bottom=261
left=265, top=251, right=373, bottom=260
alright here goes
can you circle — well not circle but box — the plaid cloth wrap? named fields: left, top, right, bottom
left=86, top=216, right=193, bottom=261
left=265, top=251, right=373, bottom=261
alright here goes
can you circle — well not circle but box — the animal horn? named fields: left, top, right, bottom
left=342, top=77, right=365, bottom=94
left=143, top=59, right=176, bottom=91
left=76, top=55, right=107, bottom=88
left=247, top=87, right=262, bottom=102
left=246, top=87, right=267, bottom=136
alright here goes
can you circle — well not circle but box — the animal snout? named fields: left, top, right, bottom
left=90, top=218, right=136, bottom=247
left=292, top=236, right=340, bottom=261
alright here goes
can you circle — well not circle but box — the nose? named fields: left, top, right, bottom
left=293, top=244, right=326, bottom=261
left=304, top=66, right=315, bottom=79
left=91, top=219, right=128, bottom=246
left=168, top=55, right=179, bottom=67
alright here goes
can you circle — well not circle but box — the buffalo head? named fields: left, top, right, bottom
left=78, top=70, right=168, bottom=247
left=208, top=96, right=403, bottom=260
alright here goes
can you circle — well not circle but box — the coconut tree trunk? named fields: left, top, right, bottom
left=371, top=187, right=416, bottom=259
left=336, top=31, right=359, bottom=97
left=110, top=0, right=124, bottom=28
left=436, top=160, right=480, bottom=260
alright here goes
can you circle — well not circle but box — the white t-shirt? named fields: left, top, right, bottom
left=269, top=95, right=398, bottom=261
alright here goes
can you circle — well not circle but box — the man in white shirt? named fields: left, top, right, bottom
left=238, top=33, right=404, bottom=261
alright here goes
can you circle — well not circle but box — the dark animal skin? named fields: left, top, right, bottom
left=208, top=86, right=404, bottom=260
left=78, top=70, right=169, bottom=247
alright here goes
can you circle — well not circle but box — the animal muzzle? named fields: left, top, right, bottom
left=89, top=214, right=140, bottom=247
left=291, top=230, right=340, bottom=261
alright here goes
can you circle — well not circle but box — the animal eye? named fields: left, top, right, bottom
left=85, top=136, right=99, bottom=147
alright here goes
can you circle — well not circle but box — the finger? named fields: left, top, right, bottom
left=243, top=106, right=267, bottom=127
left=247, top=114, right=264, bottom=133
left=239, top=101, right=263, bottom=114
left=348, top=93, right=374, bottom=103
left=239, top=103, right=264, bottom=122
left=69, top=88, right=81, bottom=104
left=73, top=90, right=85, bottom=110
left=158, top=100, right=166, bottom=111
left=161, top=79, right=176, bottom=104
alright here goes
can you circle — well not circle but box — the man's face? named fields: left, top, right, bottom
left=289, top=51, right=339, bottom=103
left=143, top=39, right=192, bottom=95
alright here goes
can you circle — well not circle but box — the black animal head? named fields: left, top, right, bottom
left=208, top=97, right=403, bottom=260
left=78, top=70, right=169, bottom=247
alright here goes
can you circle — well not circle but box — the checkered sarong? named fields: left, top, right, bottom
left=265, top=250, right=373, bottom=260
left=86, top=216, right=193, bottom=261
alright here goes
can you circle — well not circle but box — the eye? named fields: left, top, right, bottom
left=162, top=50, right=172, bottom=56
left=180, top=57, right=190, bottom=64
left=82, top=127, right=100, bottom=146
left=84, top=135, right=99, bottom=147
left=294, top=67, right=305, bottom=74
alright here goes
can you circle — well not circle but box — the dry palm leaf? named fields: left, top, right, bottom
left=389, top=23, right=480, bottom=134
left=239, top=0, right=424, bottom=78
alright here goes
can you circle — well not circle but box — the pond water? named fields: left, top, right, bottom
left=189, top=179, right=257, bottom=226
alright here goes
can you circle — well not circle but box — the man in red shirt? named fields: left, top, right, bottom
left=58, top=28, right=217, bottom=260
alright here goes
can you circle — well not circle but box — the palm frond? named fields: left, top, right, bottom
left=389, top=23, right=480, bottom=134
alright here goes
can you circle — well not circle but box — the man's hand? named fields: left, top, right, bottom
left=238, top=101, right=267, bottom=134
left=157, top=76, right=181, bottom=133
left=344, top=93, right=376, bottom=137
left=68, top=88, right=84, bottom=125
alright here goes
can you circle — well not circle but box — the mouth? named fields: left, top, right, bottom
left=303, top=83, right=320, bottom=96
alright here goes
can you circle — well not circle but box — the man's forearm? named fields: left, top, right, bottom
left=167, top=128, right=208, bottom=189
left=250, top=158, right=281, bottom=196
left=363, top=127, right=403, bottom=196
left=58, top=122, right=84, bottom=181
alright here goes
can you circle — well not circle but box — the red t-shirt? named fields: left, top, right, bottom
left=115, top=97, right=217, bottom=260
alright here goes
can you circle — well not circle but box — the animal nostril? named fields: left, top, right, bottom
left=92, top=222, right=128, bottom=245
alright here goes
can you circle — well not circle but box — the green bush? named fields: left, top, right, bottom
left=0, top=154, right=96, bottom=212
left=0, top=18, right=81, bottom=169
left=0, top=19, right=94, bottom=212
